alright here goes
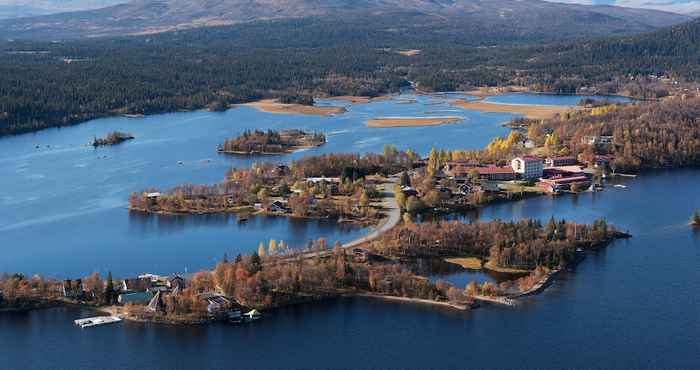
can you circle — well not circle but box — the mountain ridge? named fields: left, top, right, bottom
left=0, top=0, right=690, bottom=41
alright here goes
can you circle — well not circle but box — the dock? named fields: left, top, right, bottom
left=74, top=316, right=122, bottom=328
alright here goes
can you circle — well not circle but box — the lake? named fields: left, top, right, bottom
left=0, top=92, right=618, bottom=278
left=1, top=169, right=698, bottom=370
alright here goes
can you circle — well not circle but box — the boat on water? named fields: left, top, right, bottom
left=244, top=309, right=262, bottom=322
left=74, top=316, right=122, bottom=329
left=613, top=184, right=627, bottom=189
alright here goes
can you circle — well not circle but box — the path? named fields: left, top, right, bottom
left=342, top=175, right=401, bottom=249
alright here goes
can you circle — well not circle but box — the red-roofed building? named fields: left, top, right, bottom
left=451, top=165, right=515, bottom=181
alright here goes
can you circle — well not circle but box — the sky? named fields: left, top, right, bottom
left=546, top=0, right=700, bottom=14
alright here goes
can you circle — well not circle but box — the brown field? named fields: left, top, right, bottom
left=484, top=260, right=531, bottom=274
left=445, top=257, right=483, bottom=270
left=244, top=99, right=346, bottom=116
left=366, top=116, right=462, bottom=128
left=450, top=98, right=579, bottom=120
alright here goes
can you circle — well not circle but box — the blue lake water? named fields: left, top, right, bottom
left=1, top=92, right=697, bottom=370
left=0, top=91, right=505, bottom=278
left=0, top=92, right=632, bottom=278
left=1, top=170, right=698, bottom=370
left=485, top=93, right=630, bottom=106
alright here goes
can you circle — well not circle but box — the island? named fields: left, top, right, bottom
left=366, top=117, right=463, bottom=128
left=243, top=99, right=346, bottom=116
left=92, top=131, right=134, bottom=147
left=217, top=129, right=326, bottom=155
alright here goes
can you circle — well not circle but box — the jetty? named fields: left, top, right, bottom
left=74, top=316, right=122, bottom=328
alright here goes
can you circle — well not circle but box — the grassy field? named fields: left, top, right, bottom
left=484, top=260, right=532, bottom=274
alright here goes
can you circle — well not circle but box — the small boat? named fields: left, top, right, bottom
left=74, top=316, right=122, bottom=328
left=613, top=184, right=627, bottom=189
left=178, top=161, right=184, bottom=165
left=244, top=309, right=262, bottom=322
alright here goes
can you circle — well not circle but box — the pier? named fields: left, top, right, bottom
left=74, top=316, right=122, bottom=328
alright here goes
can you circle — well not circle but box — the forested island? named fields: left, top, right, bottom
left=217, top=129, right=325, bottom=155
left=92, top=131, right=134, bottom=147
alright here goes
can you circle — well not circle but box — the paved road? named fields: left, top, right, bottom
left=342, top=176, right=401, bottom=249
left=270, top=176, right=401, bottom=263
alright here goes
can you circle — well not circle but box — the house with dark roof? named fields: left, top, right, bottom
left=122, top=277, right=152, bottom=292
left=62, top=279, right=84, bottom=299
left=167, top=275, right=186, bottom=290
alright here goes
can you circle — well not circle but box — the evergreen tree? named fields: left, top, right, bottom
left=104, top=271, right=114, bottom=305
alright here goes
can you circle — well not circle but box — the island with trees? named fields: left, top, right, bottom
left=92, top=131, right=134, bottom=147
left=217, top=129, right=326, bottom=155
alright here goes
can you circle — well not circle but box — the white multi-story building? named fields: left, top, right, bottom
left=511, top=156, right=544, bottom=180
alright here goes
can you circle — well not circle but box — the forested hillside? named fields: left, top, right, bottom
left=1, top=16, right=700, bottom=136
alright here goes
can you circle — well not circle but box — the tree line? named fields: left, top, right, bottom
left=373, top=218, right=621, bottom=270
left=3, top=16, right=700, bottom=136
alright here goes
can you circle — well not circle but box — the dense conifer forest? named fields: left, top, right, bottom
left=1, top=17, right=700, bottom=136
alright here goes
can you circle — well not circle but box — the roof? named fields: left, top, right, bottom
left=543, top=175, right=590, bottom=184
left=147, top=290, right=163, bottom=312
left=475, top=166, right=515, bottom=175
left=547, top=165, right=584, bottom=174
left=119, top=291, right=154, bottom=304
left=123, top=278, right=152, bottom=292
left=517, top=156, right=543, bottom=161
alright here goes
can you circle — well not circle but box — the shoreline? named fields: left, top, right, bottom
left=347, top=293, right=471, bottom=311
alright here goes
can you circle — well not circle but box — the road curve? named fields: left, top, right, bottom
left=342, top=175, right=401, bottom=249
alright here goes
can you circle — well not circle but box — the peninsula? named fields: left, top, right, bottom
left=450, top=98, right=578, bottom=120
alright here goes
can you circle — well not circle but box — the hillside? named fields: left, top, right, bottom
left=1, top=9, right=699, bottom=136
left=0, top=0, right=689, bottom=41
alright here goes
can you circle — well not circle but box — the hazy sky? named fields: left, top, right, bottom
left=546, top=0, right=700, bottom=14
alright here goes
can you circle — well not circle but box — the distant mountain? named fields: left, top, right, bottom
left=0, top=5, right=51, bottom=19
left=0, top=0, right=690, bottom=41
